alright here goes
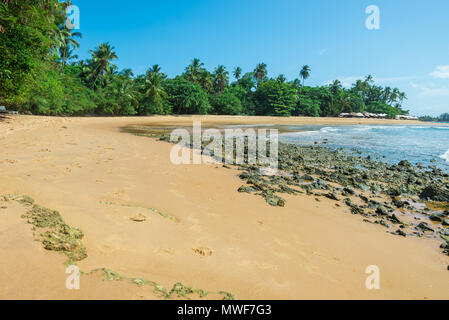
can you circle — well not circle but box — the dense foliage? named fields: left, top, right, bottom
left=0, top=1, right=410, bottom=118
left=419, top=113, right=449, bottom=122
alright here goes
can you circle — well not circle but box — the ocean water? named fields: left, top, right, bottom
left=279, top=125, right=449, bottom=170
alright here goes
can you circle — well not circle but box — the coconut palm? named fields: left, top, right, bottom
left=254, top=63, right=267, bottom=86
left=53, top=26, right=82, bottom=71
left=61, top=47, right=79, bottom=68
left=213, top=65, right=229, bottom=94
left=299, top=65, right=311, bottom=86
left=53, top=25, right=82, bottom=50
left=398, top=92, right=407, bottom=108
left=87, top=43, right=118, bottom=89
left=330, top=79, right=342, bottom=95
left=198, top=70, right=213, bottom=93
left=120, top=68, right=134, bottom=79
left=233, top=67, right=242, bottom=80
left=145, top=64, right=167, bottom=114
left=364, top=75, right=374, bottom=84
left=185, top=58, right=204, bottom=83
left=276, top=74, right=286, bottom=83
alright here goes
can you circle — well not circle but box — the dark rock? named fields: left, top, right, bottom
left=376, top=206, right=388, bottom=215
left=300, top=174, right=314, bottom=181
left=419, top=186, right=449, bottom=202
left=416, top=222, right=434, bottom=232
left=394, top=229, right=407, bottom=237
left=392, top=199, right=405, bottom=208
left=387, top=188, right=401, bottom=197
left=239, top=172, right=250, bottom=179
left=325, top=193, right=339, bottom=201
left=398, top=160, right=412, bottom=167
left=387, top=214, right=402, bottom=224
left=358, top=183, right=370, bottom=191
left=238, top=186, right=256, bottom=193
left=376, top=220, right=389, bottom=228
left=429, top=213, right=445, bottom=222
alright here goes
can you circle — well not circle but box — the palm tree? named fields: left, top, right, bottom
left=120, top=68, right=134, bottom=79
left=114, top=74, right=140, bottom=114
left=213, top=65, right=229, bottom=94
left=87, top=43, right=118, bottom=89
left=53, top=26, right=82, bottom=71
left=383, top=86, right=392, bottom=104
left=276, top=74, right=286, bottom=83
left=59, top=46, right=79, bottom=69
left=254, top=63, right=267, bottom=86
left=198, top=70, right=213, bottom=93
left=145, top=64, right=167, bottom=114
left=233, top=67, right=242, bottom=80
left=299, top=65, right=311, bottom=86
left=330, top=80, right=342, bottom=95
left=185, top=58, right=204, bottom=83
left=292, top=78, right=301, bottom=88
left=364, top=75, right=374, bottom=84
left=397, top=92, right=407, bottom=108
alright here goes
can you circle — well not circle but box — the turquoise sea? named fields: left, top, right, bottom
left=278, top=124, right=449, bottom=170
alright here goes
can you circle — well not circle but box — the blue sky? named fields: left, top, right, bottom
left=71, top=0, right=449, bottom=116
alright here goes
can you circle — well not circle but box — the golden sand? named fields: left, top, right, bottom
left=0, top=115, right=448, bottom=299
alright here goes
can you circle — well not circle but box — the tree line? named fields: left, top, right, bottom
left=419, top=113, right=449, bottom=122
left=0, top=0, right=409, bottom=118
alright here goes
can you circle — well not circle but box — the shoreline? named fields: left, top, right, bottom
left=0, top=115, right=448, bottom=299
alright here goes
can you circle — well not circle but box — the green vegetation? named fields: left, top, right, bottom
left=12, top=195, right=87, bottom=264
left=100, top=200, right=179, bottom=222
left=419, top=113, right=449, bottom=122
left=0, top=1, right=409, bottom=118
left=90, top=268, right=235, bottom=300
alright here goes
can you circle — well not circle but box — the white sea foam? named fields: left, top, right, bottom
left=280, top=130, right=319, bottom=137
left=440, top=149, right=449, bottom=163
left=320, top=126, right=340, bottom=133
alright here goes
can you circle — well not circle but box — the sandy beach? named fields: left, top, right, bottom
left=0, top=115, right=448, bottom=300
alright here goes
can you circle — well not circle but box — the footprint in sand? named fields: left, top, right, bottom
left=154, top=247, right=174, bottom=255
left=192, top=247, right=213, bottom=257
left=98, top=244, right=116, bottom=256
left=130, top=214, right=147, bottom=222
left=0, top=159, right=18, bottom=164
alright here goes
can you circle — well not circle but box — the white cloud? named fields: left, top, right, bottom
left=410, top=81, right=449, bottom=96
left=429, top=65, right=449, bottom=79
left=318, top=49, right=327, bottom=55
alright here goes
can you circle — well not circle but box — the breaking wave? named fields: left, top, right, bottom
left=440, top=149, right=449, bottom=163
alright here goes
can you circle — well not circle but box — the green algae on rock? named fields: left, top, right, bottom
left=14, top=195, right=87, bottom=264
left=89, top=268, right=235, bottom=300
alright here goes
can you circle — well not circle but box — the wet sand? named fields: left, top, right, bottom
left=0, top=115, right=448, bottom=300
